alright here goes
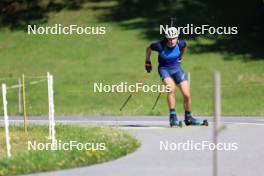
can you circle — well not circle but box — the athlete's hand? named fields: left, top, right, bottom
left=145, top=61, right=152, bottom=73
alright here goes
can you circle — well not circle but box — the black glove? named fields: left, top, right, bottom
left=145, top=61, right=152, bottom=73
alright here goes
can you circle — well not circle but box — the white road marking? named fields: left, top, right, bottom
left=1, top=119, right=264, bottom=127
left=223, top=122, right=264, bottom=126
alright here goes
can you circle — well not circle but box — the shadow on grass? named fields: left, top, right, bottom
left=0, top=0, right=87, bottom=30
left=92, top=0, right=264, bottom=60
left=1, top=0, right=263, bottom=59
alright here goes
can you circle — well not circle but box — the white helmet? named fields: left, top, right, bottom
left=165, top=27, right=179, bottom=38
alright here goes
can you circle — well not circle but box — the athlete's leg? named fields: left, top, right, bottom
left=171, top=67, right=190, bottom=112
left=178, top=80, right=200, bottom=125
left=178, top=80, right=191, bottom=111
left=163, top=77, right=182, bottom=126
left=172, top=67, right=200, bottom=125
left=159, top=67, right=182, bottom=126
left=163, top=77, right=176, bottom=109
left=158, top=67, right=176, bottom=110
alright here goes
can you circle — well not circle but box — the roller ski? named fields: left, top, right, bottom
left=184, top=112, right=208, bottom=126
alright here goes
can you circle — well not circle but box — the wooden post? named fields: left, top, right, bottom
left=18, top=78, right=22, bottom=113
left=213, top=72, right=221, bottom=176
left=22, top=74, right=27, bottom=132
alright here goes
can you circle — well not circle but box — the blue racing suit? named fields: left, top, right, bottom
left=150, top=39, right=188, bottom=84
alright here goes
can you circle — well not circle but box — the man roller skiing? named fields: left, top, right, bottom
left=145, top=27, right=201, bottom=127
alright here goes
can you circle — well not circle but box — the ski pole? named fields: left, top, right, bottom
left=119, top=94, right=133, bottom=111
left=151, top=92, right=162, bottom=110
left=119, top=72, right=148, bottom=111
left=170, top=17, right=177, bottom=27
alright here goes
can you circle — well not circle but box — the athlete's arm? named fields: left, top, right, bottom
left=146, top=46, right=152, bottom=62
left=145, top=41, right=162, bottom=73
left=145, top=46, right=152, bottom=73
left=179, top=46, right=186, bottom=62
left=178, top=40, right=187, bottom=63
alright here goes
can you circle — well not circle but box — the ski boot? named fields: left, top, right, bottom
left=170, top=116, right=183, bottom=127
left=184, top=113, right=202, bottom=126
left=184, top=115, right=209, bottom=126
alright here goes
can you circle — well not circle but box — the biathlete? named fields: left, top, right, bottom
left=145, top=27, right=201, bottom=127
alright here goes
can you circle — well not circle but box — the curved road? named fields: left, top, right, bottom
left=3, top=116, right=264, bottom=176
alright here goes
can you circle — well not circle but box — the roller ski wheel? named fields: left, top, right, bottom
left=201, top=119, right=209, bottom=126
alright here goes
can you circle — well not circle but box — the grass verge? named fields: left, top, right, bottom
left=0, top=125, right=140, bottom=176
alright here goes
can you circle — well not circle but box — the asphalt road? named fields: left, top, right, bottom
left=2, top=116, right=264, bottom=176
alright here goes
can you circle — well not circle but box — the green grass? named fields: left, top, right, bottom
left=0, top=1, right=263, bottom=116
left=0, top=125, right=140, bottom=175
